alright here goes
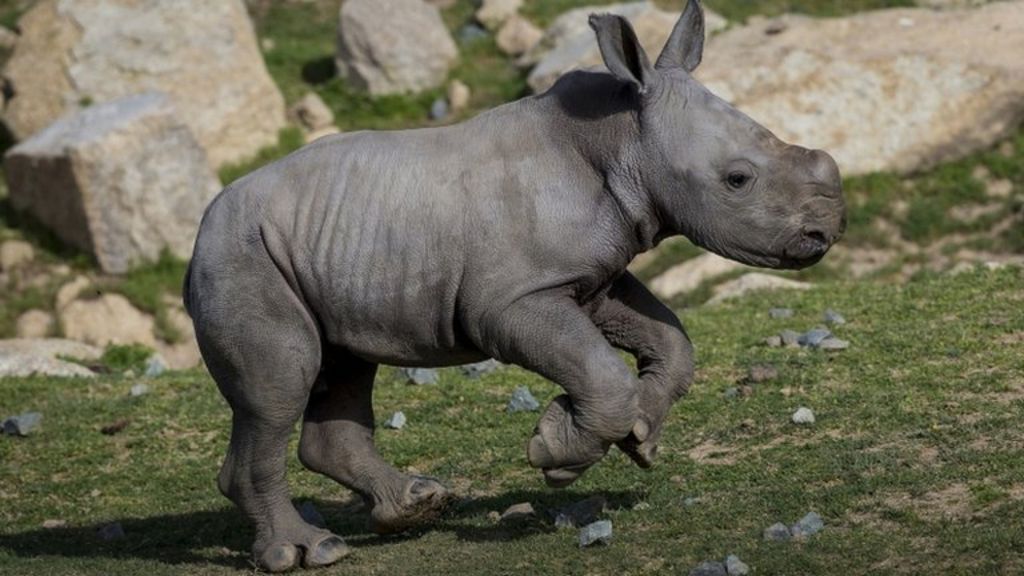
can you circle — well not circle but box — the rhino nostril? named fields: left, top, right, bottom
left=802, top=229, right=828, bottom=250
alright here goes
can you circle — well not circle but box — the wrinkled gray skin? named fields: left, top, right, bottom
left=184, top=1, right=845, bottom=571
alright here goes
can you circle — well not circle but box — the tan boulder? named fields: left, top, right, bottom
left=4, top=93, right=220, bottom=274
left=476, top=0, right=523, bottom=31
left=497, top=15, right=543, bottom=57
left=16, top=309, right=54, bottom=339
left=696, top=2, right=1024, bottom=175
left=288, top=93, right=335, bottom=132
left=0, top=239, right=33, bottom=271
left=1, top=0, right=286, bottom=168
left=649, top=253, right=747, bottom=299
left=707, top=273, right=811, bottom=304
left=60, top=293, right=158, bottom=349
left=0, top=338, right=101, bottom=378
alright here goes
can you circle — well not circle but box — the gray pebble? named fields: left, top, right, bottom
left=460, top=359, right=501, bottom=379
left=430, top=98, right=449, bottom=120
left=578, top=520, right=613, bottom=547
left=763, top=522, right=792, bottom=541
left=507, top=386, right=539, bottom=413
left=143, top=355, right=167, bottom=377
left=799, top=328, right=832, bottom=348
left=689, top=561, right=727, bottom=576
left=683, top=496, right=702, bottom=507
left=791, top=511, right=825, bottom=538
left=780, top=330, right=802, bottom=348
left=383, top=411, right=406, bottom=430
left=297, top=501, right=326, bottom=528
left=458, top=23, right=489, bottom=42
left=747, top=363, right=778, bottom=383
left=129, top=383, right=149, bottom=397
left=97, top=522, right=125, bottom=541
left=764, top=335, right=782, bottom=348
left=723, top=387, right=739, bottom=399
left=2, top=412, right=42, bottom=437
left=399, top=367, right=439, bottom=386
left=769, top=307, right=794, bottom=319
left=823, top=309, right=846, bottom=326
left=818, top=337, right=850, bottom=351
left=791, top=407, right=815, bottom=425
left=725, top=555, right=750, bottom=576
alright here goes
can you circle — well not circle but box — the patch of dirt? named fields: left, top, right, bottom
left=915, top=483, right=973, bottom=521
left=686, top=439, right=738, bottom=465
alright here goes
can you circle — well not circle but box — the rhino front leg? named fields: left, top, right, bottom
left=299, top=353, right=451, bottom=534
left=482, top=293, right=640, bottom=487
left=591, top=272, right=695, bottom=468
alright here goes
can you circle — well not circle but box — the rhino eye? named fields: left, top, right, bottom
left=726, top=172, right=750, bottom=190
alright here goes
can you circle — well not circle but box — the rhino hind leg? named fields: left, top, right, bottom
left=194, top=255, right=351, bottom=571
left=299, top=354, right=452, bottom=534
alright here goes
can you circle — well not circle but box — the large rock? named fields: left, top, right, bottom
left=707, top=273, right=811, bottom=304
left=525, top=2, right=727, bottom=93
left=695, top=2, right=1024, bottom=175
left=1, top=0, right=286, bottom=168
left=336, top=0, right=459, bottom=95
left=60, top=293, right=158, bottom=349
left=0, top=339, right=101, bottom=378
left=649, top=253, right=746, bottom=299
left=4, top=93, right=220, bottom=273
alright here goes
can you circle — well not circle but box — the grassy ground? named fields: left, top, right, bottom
left=1, top=267, right=1021, bottom=575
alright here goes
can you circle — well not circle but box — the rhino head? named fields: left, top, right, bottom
left=590, top=0, right=846, bottom=269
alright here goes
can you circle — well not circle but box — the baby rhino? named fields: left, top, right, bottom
left=185, top=1, right=845, bottom=571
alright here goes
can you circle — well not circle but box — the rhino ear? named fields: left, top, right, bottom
left=589, top=14, right=654, bottom=93
left=655, top=0, right=704, bottom=72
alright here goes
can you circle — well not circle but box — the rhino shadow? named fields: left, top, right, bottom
left=0, top=489, right=641, bottom=568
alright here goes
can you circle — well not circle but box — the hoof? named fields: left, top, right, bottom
left=617, top=420, right=659, bottom=469
left=258, top=542, right=299, bottom=573
left=369, top=476, right=452, bottom=534
left=541, top=464, right=590, bottom=488
left=302, top=534, right=351, bottom=569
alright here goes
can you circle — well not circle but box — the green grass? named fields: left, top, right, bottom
left=1, top=267, right=1021, bottom=575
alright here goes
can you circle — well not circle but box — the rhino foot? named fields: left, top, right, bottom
left=255, top=533, right=351, bottom=573
left=369, top=476, right=452, bottom=534
left=526, top=395, right=610, bottom=488
left=616, top=417, right=660, bottom=469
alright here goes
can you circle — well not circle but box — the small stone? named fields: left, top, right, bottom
left=769, top=307, right=793, bottom=319
left=763, top=522, right=792, bottom=541
left=297, top=501, right=326, bottom=528
left=447, top=80, right=471, bottom=112
left=97, top=522, right=125, bottom=541
left=632, top=501, right=651, bottom=511
left=578, top=519, right=612, bottom=548
left=553, top=496, right=606, bottom=528
left=746, top=363, right=778, bottom=383
left=430, top=98, right=449, bottom=120
left=780, top=330, right=801, bottom=348
left=144, top=355, right=167, bottom=377
left=458, top=23, right=489, bottom=43
left=791, top=407, right=816, bottom=425
left=723, top=387, right=739, bottom=399
left=0, top=239, right=34, bottom=271
left=791, top=511, right=825, bottom=538
left=130, top=383, right=149, bottom=397
left=738, top=385, right=755, bottom=398
left=55, top=275, right=92, bottom=310
left=2, top=412, right=42, bottom=436
left=799, top=328, right=832, bottom=348
left=16, top=309, right=53, bottom=339
left=500, top=502, right=535, bottom=522
left=496, top=15, right=543, bottom=57
left=460, top=359, right=500, bottom=379
left=100, top=419, right=130, bottom=435
left=486, top=510, right=501, bottom=522
left=476, top=0, right=523, bottom=30
left=725, top=554, right=750, bottom=576
left=506, top=386, right=539, bottom=412
left=89, top=489, right=102, bottom=498
left=42, top=519, right=67, bottom=529
left=689, top=561, right=728, bottom=576
left=383, top=411, right=406, bottom=430
left=304, top=125, right=341, bottom=144
left=683, top=496, right=702, bottom=507
left=288, top=92, right=334, bottom=131
left=765, top=335, right=783, bottom=348
left=823, top=309, right=846, bottom=326
left=400, top=367, right=439, bottom=385
left=818, top=337, right=850, bottom=351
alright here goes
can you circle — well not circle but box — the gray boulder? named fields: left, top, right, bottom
left=336, top=0, right=458, bottom=95
left=1, top=0, right=286, bottom=169
left=4, top=93, right=220, bottom=273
